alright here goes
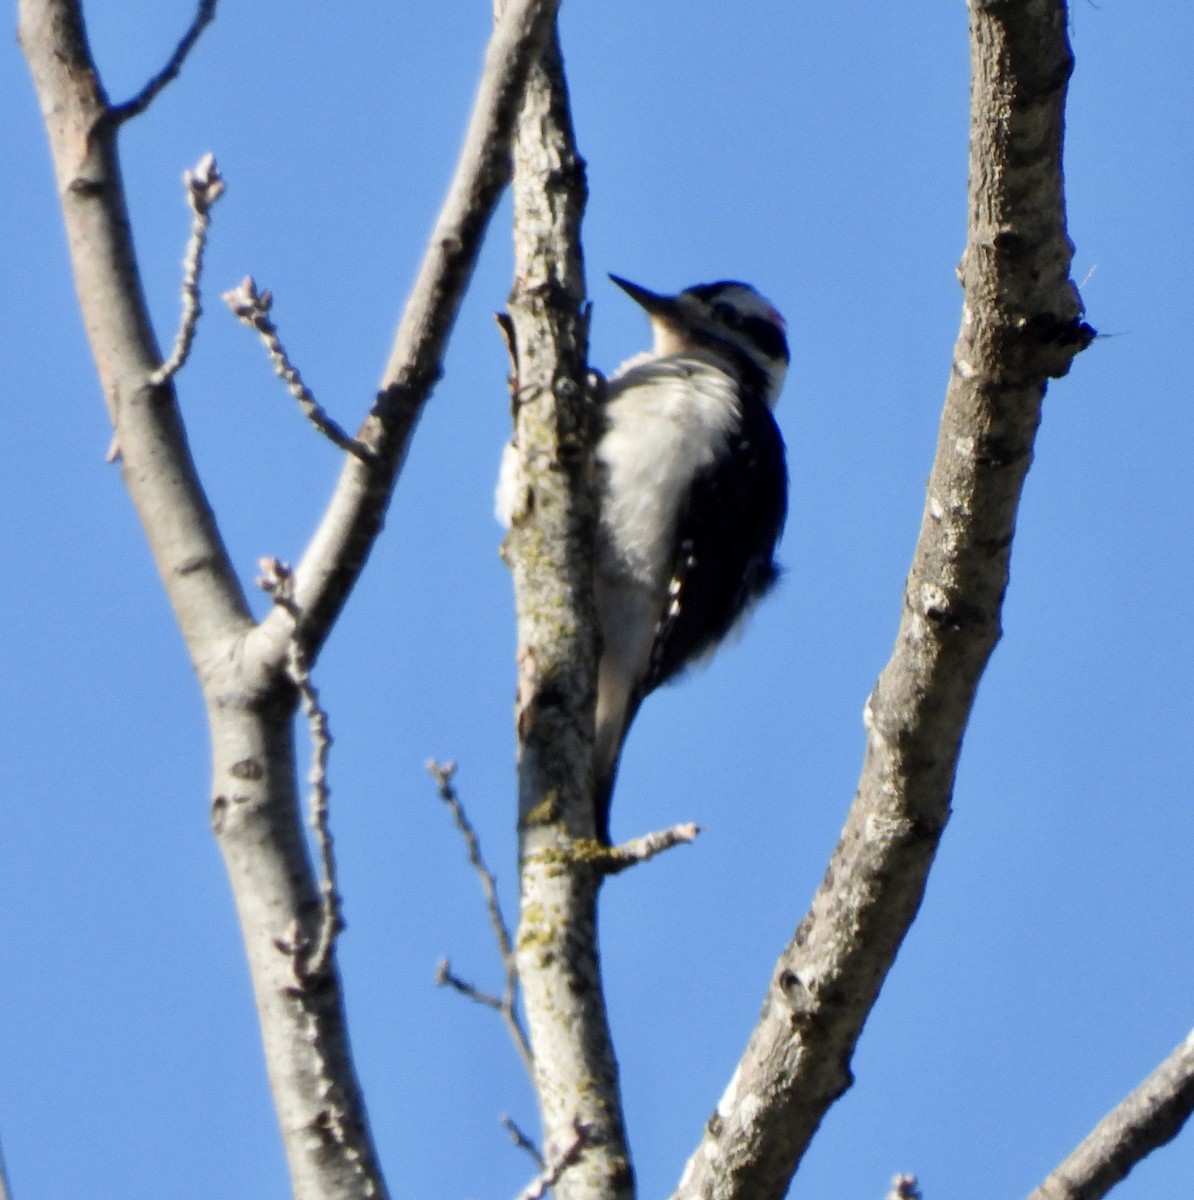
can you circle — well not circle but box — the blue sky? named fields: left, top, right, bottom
left=3, top=3, right=1192, bottom=1198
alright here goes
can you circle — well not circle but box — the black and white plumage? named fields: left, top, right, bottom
left=497, top=275, right=789, bottom=840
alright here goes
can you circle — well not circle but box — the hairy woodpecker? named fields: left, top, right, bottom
left=497, top=274, right=789, bottom=840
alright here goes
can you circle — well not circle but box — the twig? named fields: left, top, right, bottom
left=602, top=821, right=700, bottom=876
left=428, top=762, right=517, bottom=968
left=107, top=0, right=219, bottom=126
left=501, top=1114, right=545, bottom=1168
left=513, top=1118, right=593, bottom=1200
left=19, top=0, right=559, bottom=1192
left=428, top=759, right=534, bottom=1077
left=258, top=557, right=343, bottom=981
left=436, top=958, right=503, bottom=1011
left=1026, top=1029, right=1194, bottom=1200
left=885, top=1174, right=922, bottom=1200
left=223, top=277, right=369, bottom=460
left=149, top=153, right=224, bottom=387
left=271, top=0, right=561, bottom=665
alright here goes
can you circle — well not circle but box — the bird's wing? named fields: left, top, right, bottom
left=641, top=392, right=788, bottom=695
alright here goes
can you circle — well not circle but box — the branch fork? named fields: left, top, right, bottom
left=429, top=759, right=534, bottom=1077
left=259, top=557, right=343, bottom=983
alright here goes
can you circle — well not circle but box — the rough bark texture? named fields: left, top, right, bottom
left=19, top=0, right=560, bottom=1195
left=1028, top=1031, right=1194, bottom=1200
left=671, top=4, right=1092, bottom=1199
left=500, top=23, right=634, bottom=1200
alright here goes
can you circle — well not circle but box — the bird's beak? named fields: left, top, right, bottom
left=608, top=274, right=679, bottom=319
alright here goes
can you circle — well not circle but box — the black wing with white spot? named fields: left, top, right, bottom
left=641, top=391, right=787, bottom=696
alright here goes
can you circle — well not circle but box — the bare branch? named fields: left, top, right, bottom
left=671, top=5, right=1093, bottom=1199
left=107, top=0, right=219, bottom=126
left=19, top=0, right=251, bottom=656
left=502, top=1114, right=545, bottom=1169
left=269, top=0, right=563, bottom=663
left=428, top=761, right=518, bottom=969
left=601, top=822, right=700, bottom=876
left=257, top=557, right=345, bottom=981
left=150, top=153, right=224, bottom=387
left=224, top=277, right=368, bottom=459
left=436, top=958, right=503, bottom=1010
left=20, top=3, right=566, bottom=1196
left=428, top=759, right=534, bottom=1077
left=514, top=1119, right=595, bottom=1200
left=499, top=20, right=634, bottom=1200
left=1027, top=1030, right=1194, bottom=1200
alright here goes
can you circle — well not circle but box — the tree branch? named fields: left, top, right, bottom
left=255, top=0, right=563, bottom=668
left=149, top=152, right=224, bottom=388
left=498, top=19, right=632, bottom=1200
left=503, top=1113, right=546, bottom=1168
left=107, top=0, right=219, bottom=125
left=20, top=2, right=562, bottom=1196
left=429, top=760, right=534, bottom=1077
left=514, top=1119, right=596, bottom=1200
left=258, top=558, right=345, bottom=982
left=602, top=822, right=700, bottom=876
left=1027, top=1031, right=1194, bottom=1200
left=224, top=276, right=367, bottom=458
left=671, top=5, right=1093, bottom=1199
left=19, top=0, right=252, bottom=669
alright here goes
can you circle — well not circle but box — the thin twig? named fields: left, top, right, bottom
left=429, top=761, right=518, bottom=968
left=272, top=0, right=562, bottom=665
left=602, top=821, right=700, bottom=876
left=1027, top=1029, right=1194, bottom=1200
left=107, top=0, right=219, bottom=126
left=150, top=153, right=224, bottom=387
left=428, top=759, right=534, bottom=1077
left=513, top=1118, right=593, bottom=1200
left=223, top=277, right=369, bottom=460
left=501, top=1114, right=545, bottom=1168
left=436, top=958, right=503, bottom=1011
left=258, top=556, right=343, bottom=981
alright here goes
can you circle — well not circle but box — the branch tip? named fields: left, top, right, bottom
left=602, top=821, right=701, bottom=876
left=428, top=759, right=534, bottom=1076
left=185, top=151, right=225, bottom=207
left=501, top=1114, right=545, bottom=1168
left=149, top=152, right=225, bottom=387
left=885, top=1174, right=922, bottom=1200
left=224, top=278, right=370, bottom=460
left=436, top=961, right=503, bottom=1011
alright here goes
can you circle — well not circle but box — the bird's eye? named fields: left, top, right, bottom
left=712, top=301, right=743, bottom=328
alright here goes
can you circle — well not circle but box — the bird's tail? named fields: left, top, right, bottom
left=592, top=688, right=644, bottom=844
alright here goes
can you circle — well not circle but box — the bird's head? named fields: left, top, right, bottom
left=609, top=274, right=789, bottom=407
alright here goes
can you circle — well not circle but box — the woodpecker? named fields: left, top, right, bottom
left=497, top=274, right=789, bottom=841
